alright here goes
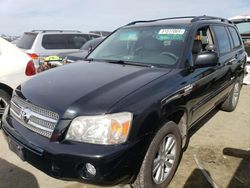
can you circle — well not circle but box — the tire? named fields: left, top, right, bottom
left=0, top=89, right=11, bottom=119
left=132, top=121, right=182, bottom=188
left=220, top=79, right=241, bottom=112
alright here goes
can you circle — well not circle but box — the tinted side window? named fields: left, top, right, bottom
left=42, top=34, right=90, bottom=49
left=16, top=33, right=37, bottom=49
left=213, top=26, right=231, bottom=54
left=228, top=27, right=241, bottom=48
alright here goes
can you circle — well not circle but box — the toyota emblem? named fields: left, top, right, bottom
left=20, top=108, right=32, bottom=123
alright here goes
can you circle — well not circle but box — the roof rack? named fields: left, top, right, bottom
left=126, top=16, right=196, bottom=26
left=31, top=30, right=81, bottom=33
left=126, top=15, right=233, bottom=26
left=191, top=15, right=233, bottom=24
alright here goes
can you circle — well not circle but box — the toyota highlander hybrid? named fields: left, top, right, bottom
left=1, top=16, right=246, bottom=187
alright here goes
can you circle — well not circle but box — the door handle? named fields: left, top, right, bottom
left=228, top=58, right=237, bottom=65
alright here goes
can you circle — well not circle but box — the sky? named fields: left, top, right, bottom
left=1, top=0, right=250, bottom=36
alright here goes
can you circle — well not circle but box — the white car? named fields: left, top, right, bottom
left=244, top=65, right=250, bottom=85
left=0, top=37, right=36, bottom=118
left=230, top=14, right=250, bottom=84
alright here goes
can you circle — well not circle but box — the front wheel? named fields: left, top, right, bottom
left=132, top=121, right=182, bottom=188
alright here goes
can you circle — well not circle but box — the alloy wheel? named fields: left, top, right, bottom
left=232, top=82, right=240, bottom=107
left=152, top=134, right=177, bottom=184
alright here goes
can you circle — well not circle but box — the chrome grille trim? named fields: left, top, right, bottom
left=10, top=96, right=59, bottom=138
left=12, top=96, right=59, bottom=120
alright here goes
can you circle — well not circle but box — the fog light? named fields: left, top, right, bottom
left=86, top=163, right=96, bottom=176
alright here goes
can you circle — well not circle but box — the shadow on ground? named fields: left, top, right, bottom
left=0, top=157, right=39, bottom=188
left=183, top=168, right=212, bottom=188
left=224, top=147, right=250, bottom=188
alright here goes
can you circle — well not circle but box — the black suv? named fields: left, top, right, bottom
left=1, top=16, right=246, bottom=187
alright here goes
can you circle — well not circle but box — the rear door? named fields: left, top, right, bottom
left=227, top=26, right=246, bottom=82
left=210, top=25, right=235, bottom=93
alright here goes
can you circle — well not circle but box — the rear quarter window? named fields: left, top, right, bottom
left=42, top=34, right=90, bottom=49
left=228, top=27, right=242, bottom=48
left=213, top=26, right=231, bottom=54
left=16, top=33, right=37, bottom=49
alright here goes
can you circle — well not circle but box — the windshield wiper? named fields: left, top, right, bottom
left=85, top=58, right=154, bottom=67
left=85, top=58, right=94, bottom=61
left=106, top=60, right=154, bottom=68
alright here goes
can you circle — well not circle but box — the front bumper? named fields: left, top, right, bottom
left=1, top=108, right=149, bottom=186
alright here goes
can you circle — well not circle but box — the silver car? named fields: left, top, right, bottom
left=16, top=30, right=100, bottom=66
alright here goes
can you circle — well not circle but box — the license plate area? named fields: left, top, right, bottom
left=8, top=138, right=25, bottom=161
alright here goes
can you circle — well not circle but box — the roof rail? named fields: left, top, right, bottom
left=126, top=15, right=233, bottom=26
left=126, top=16, right=196, bottom=26
left=191, top=15, right=233, bottom=24
left=31, top=30, right=81, bottom=33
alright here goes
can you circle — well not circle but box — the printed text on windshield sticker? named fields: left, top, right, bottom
left=158, top=29, right=186, bottom=35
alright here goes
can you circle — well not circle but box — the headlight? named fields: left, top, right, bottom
left=65, top=112, right=133, bottom=145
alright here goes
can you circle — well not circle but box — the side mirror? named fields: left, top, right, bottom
left=194, top=51, right=218, bottom=68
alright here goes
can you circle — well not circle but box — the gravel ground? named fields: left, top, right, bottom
left=0, top=86, right=249, bottom=188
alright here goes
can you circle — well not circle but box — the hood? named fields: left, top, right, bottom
left=20, top=61, right=170, bottom=118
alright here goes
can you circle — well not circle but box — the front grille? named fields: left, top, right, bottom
left=10, top=96, right=59, bottom=138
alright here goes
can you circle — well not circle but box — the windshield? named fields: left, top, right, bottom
left=88, top=26, right=187, bottom=67
left=236, top=22, right=250, bottom=34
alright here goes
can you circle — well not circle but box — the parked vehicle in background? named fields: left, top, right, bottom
left=58, top=37, right=105, bottom=62
left=1, top=16, right=246, bottom=187
left=36, top=37, right=105, bottom=73
left=0, top=35, right=19, bottom=42
left=230, top=14, right=250, bottom=84
left=90, top=30, right=111, bottom=36
left=11, top=37, right=20, bottom=45
left=0, top=37, right=36, bottom=120
left=16, top=30, right=100, bottom=67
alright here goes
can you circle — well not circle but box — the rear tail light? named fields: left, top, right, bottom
left=25, top=60, right=36, bottom=76
left=27, top=53, right=38, bottom=59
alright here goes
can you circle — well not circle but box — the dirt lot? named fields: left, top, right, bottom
left=0, top=86, right=249, bottom=188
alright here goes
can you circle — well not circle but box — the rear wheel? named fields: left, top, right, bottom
left=132, top=121, right=182, bottom=188
left=220, top=79, right=241, bottom=112
left=0, top=89, right=11, bottom=120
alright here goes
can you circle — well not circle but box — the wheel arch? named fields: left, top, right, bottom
left=138, top=107, right=189, bottom=148
left=0, top=83, right=13, bottom=96
left=129, top=108, right=189, bottom=183
left=164, top=108, right=188, bottom=148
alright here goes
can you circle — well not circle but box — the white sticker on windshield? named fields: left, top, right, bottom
left=158, top=29, right=186, bottom=35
